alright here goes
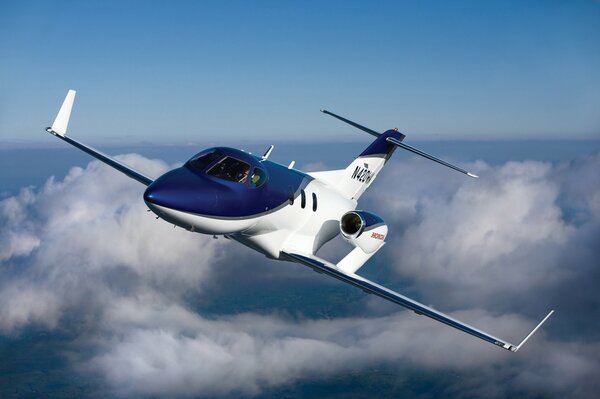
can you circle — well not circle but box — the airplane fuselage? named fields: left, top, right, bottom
left=144, top=147, right=356, bottom=258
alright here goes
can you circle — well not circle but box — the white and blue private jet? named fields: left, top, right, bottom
left=46, top=90, right=553, bottom=352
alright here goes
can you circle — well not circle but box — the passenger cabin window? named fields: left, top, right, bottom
left=300, top=189, right=306, bottom=208
left=312, top=193, right=317, bottom=211
left=207, top=156, right=251, bottom=183
left=249, top=167, right=267, bottom=188
left=189, top=150, right=222, bottom=171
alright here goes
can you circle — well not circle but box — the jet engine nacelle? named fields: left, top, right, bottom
left=339, top=210, right=387, bottom=254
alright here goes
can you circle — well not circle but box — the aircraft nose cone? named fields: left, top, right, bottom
left=144, top=167, right=201, bottom=210
left=143, top=182, right=163, bottom=205
left=143, top=166, right=223, bottom=214
left=143, top=178, right=170, bottom=206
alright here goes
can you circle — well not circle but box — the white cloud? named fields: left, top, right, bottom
left=84, top=296, right=507, bottom=397
left=366, top=156, right=599, bottom=310
left=0, top=153, right=599, bottom=398
left=0, top=231, right=40, bottom=262
left=0, top=155, right=224, bottom=332
left=87, top=295, right=600, bottom=398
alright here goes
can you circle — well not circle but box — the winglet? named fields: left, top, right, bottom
left=47, top=89, right=76, bottom=136
left=510, top=310, right=554, bottom=352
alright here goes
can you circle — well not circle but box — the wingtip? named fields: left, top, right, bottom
left=50, top=89, right=77, bottom=136
left=467, top=172, right=479, bottom=179
left=512, top=309, right=555, bottom=352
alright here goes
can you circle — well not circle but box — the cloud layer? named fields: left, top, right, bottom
left=1, top=152, right=599, bottom=397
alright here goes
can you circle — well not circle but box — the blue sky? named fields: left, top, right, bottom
left=1, top=0, right=599, bottom=144
left=1, top=3, right=600, bottom=397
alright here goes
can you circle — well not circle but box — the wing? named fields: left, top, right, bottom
left=280, top=251, right=553, bottom=352
left=45, top=90, right=153, bottom=186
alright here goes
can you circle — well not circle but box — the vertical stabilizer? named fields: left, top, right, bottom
left=334, top=129, right=405, bottom=200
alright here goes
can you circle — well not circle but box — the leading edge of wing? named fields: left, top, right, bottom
left=48, top=131, right=153, bottom=186
left=280, top=251, right=553, bottom=352
left=46, top=90, right=153, bottom=186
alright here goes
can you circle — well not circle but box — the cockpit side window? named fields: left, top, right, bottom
left=249, top=167, right=267, bottom=188
left=189, top=150, right=222, bottom=171
left=207, top=156, right=251, bottom=183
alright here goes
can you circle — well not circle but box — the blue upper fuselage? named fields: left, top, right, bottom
left=143, top=147, right=311, bottom=219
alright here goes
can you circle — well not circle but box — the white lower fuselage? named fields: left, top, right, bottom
left=146, top=179, right=357, bottom=259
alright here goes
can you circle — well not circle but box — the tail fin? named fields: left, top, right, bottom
left=339, top=129, right=406, bottom=199
left=309, top=129, right=405, bottom=200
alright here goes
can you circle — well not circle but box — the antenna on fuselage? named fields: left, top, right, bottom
left=262, top=145, right=274, bottom=161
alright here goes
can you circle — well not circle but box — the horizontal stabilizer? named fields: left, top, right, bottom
left=321, top=109, right=380, bottom=137
left=386, top=137, right=479, bottom=178
left=321, top=109, right=478, bottom=179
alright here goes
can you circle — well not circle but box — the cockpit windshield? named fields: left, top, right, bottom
left=207, top=156, right=251, bottom=183
left=189, top=150, right=222, bottom=171
left=188, top=148, right=268, bottom=186
left=249, top=167, right=267, bottom=187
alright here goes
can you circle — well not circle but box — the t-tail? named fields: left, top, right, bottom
left=310, top=110, right=478, bottom=200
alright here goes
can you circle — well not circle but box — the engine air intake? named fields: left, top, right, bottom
left=340, top=211, right=364, bottom=237
left=339, top=210, right=387, bottom=254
